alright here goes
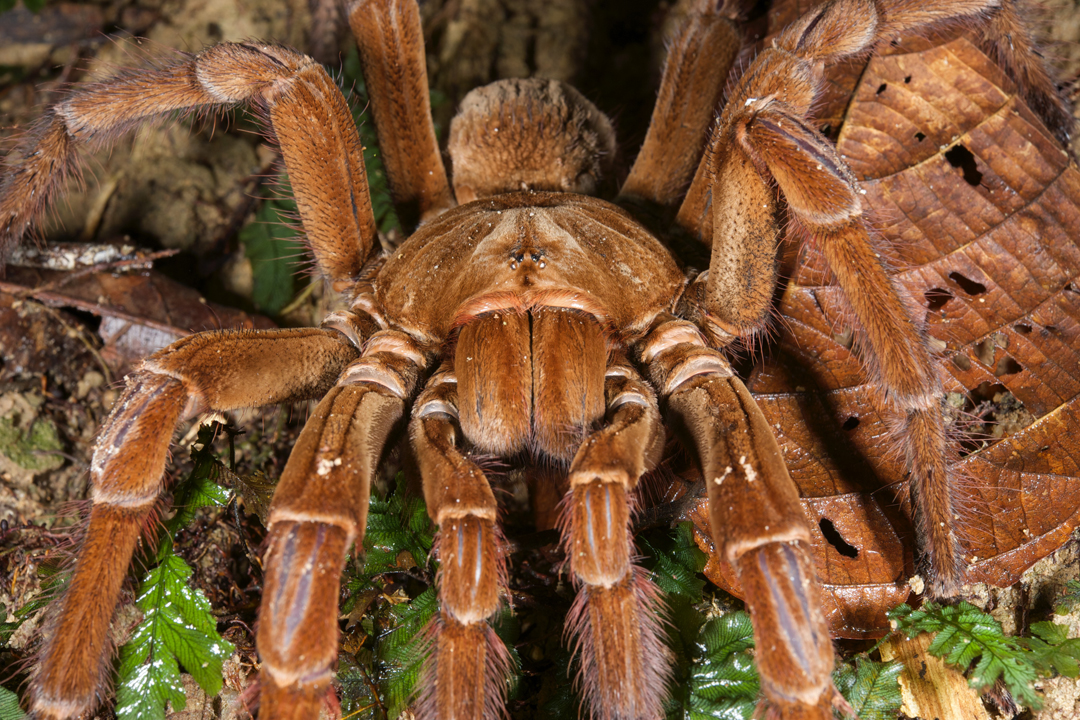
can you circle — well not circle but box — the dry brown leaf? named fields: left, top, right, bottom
left=1, top=266, right=275, bottom=371
left=686, top=26, right=1080, bottom=638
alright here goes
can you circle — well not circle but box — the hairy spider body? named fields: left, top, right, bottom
left=1, top=0, right=1074, bottom=719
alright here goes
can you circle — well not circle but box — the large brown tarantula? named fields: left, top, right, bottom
left=1, top=0, right=1074, bottom=718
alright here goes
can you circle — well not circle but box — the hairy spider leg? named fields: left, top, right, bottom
left=29, top=328, right=360, bottom=719
left=619, top=0, right=741, bottom=211
left=258, top=328, right=426, bottom=718
left=558, top=352, right=668, bottom=720
left=640, top=317, right=837, bottom=720
left=348, top=0, right=455, bottom=231
left=410, top=365, right=511, bottom=720
left=0, top=43, right=377, bottom=284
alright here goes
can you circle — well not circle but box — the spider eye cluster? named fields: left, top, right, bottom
left=447, top=78, right=615, bottom=203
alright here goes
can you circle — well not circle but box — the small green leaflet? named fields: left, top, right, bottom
left=339, top=479, right=437, bottom=716
left=1023, top=621, right=1080, bottom=679
left=346, top=482, right=433, bottom=600
left=0, top=686, right=26, bottom=720
left=116, top=551, right=235, bottom=720
left=240, top=197, right=303, bottom=316
left=166, top=434, right=233, bottom=535
left=376, top=587, right=439, bottom=718
left=642, top=524, right=755, bottom=720
left=681, top=612, right=759, bottom=720
left=641, top=522, right=708, bottom=603
left=832, top=657, right=903, bottom=720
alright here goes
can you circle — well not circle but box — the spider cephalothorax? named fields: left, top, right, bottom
left=1, top=0, right=1075, bottom=719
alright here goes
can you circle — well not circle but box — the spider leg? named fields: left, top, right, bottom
left=0, top=43, right=377, bottom=285
left=559, top=353, right=668, bottom=720
left=639, top=318, right=836, bottom=720
left=619, top=0, right=741, bottom=213
left=410, top=366, right=511, bottom=720
left=676, top=0, right=1025, bottom=598
left=347, top=0, right=455, bottom=230
left=29, top=326, right=362, bottom=720
left=257, top=329, right=425, bottom=718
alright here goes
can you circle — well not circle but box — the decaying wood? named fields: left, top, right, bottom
left=879, top=633, right=991, bottom=720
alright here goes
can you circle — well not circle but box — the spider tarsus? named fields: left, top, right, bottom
left=736, top=543, right=834, bottom=720
left=421, top=612, right=513, bottom=720
left=565, top=571, right=671, bottom=720
left=30, top=504, right=153, bottom=720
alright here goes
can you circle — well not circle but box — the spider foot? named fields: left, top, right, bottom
left=421, top=611, right=513, bottom=720
left=565, top=570, right=670, bottom=720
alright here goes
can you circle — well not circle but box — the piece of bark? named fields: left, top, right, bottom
left=879, top=632, right=991, bottom=720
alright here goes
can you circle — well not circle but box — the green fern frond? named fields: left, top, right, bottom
left=683, top=612, right=759, bottom=720
left=0, top=686, right=25, bottom=720
left=1023, top=621, right=1080, bottom=678
left=116, top=550, right=235, bottom=720
left=832, top=656, right=903, bottom=720
left=377, top=587, right=439, bottom=718
left=337, top=480, right=438, bottom=716
left=166, top=431, right=232, bottom=536
left=347, top=482, right=433, bottom=600
left=641, top=522, right=708, bottom=603
left=1055, top=579, right=1080, bottom=616
left=888, top=600, right=1080, bottom=709
left=640, top=523, right=756, bottom=720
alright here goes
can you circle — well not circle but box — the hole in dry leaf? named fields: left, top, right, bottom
left=925, top=287, right=953, bottom=310
left=904, top=75, right=912, bottom=83
left=915, top=131, right=926, bottom=142
left=948, top=271, right=987, bottom=296
left=974, top=338, right=996, bottom=366
left=842, top=416, right=859, bottom=431
left=953, top=354, right=972, bottom=371
left=819, top=518, right=859, bottom=558
left=876, top=83, right=888, bottom=95
left=1044, top=324, right=1060, bottom=335
left=964, top=382, right=1035, bottom=445
left=1014, top=323, right=1032, bottom=334
left=1066, top=282, right=1079, bottom=294
left=944, top=144, right=983, bottom=186
left=995, top=357, right=1022, bottom=377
